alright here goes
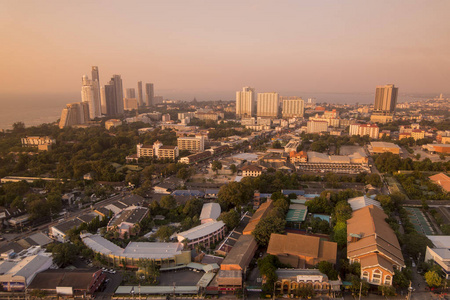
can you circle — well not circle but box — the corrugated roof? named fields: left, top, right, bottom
left=199, top=203, right=221, bottom=221
left=176, top=221, right=225, bottom=241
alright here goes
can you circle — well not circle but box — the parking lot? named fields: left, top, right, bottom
left=159, top=270, right=204, bottom=286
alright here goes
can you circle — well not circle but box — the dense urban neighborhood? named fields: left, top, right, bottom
left=0, top=77, right=450, bottom=300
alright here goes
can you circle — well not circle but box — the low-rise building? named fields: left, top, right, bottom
left=347, top=205, right=405, bottom=286
left=425, top=236, right=450, bottom=278
left=307, top=120, right=328, bottom=133
left=199, top=203, right=221, bottom=224
left=82, top=233, right=191, bottom=268
left=107, top=206, right=149, bottom=238
left=21, top=136, right=55, bottom=151
left=28, top=269, right=105, bottom=298
left=429, top=173, right=450, bottom=193
left=274, top=269, right=342, bottom=296
left=105, top=119, right=122, bottom=130
left=0, top=254, right=53, bottom=291
left=241, top=165, right=263, bottom=177
left=423, top=144, right=450, bottom=154
left=267, top=233, right=337, bottom=268
left=175, top=221, right=226, bottom=249
left=370, top=142, right=401, bottom=154
left=137, top=141, right=179, bottom=160
left=289, top=151, right=307, bottom=163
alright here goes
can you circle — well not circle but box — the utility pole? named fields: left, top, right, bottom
left=358, top=281, right=362, bottom=300
left=407, top=281, right=413, bottom=300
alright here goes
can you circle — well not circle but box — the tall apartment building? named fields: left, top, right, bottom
left=59, top=102, right=90, bottom=129
left=349, top=123, right=380, bottom=139
left=236, top=87, right=256, bottom=118
left=110, top=75, right=124, bottom=115
left=81, top=75, right=101, bottom=119
left=282, top=97, right=304, bottom=118
left=91, top=66, right=101, bottom=114
left=126, top=88, right=136, bottom=99
left=145, top=83, right=154, bottom=106
left=306, top=120, right=328, bottom=133
left=100, top=84, right=116, bottom=116
left=177, top=135, right=205, bottom=153
left=136, top=141, right=179, bottom=160
left=374, top=84, right=398, bottom=113
left=137, top=81, right=143, bottom=107
left=257, top=92, right=279, bottom=118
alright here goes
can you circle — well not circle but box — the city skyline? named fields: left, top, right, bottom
left=1, top=0, right=450, bottom=104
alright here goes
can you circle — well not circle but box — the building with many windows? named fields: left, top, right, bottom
left=257, top=92, right=279, bottom=118
left=236, top=87, right=256, bottom=118
left=59, top=102, right=90, bottom=129
left=307, top=120, right=328, bottom=133
left=282, top=97, right=304, bottom=118
left=349, top=123, right=380, bottom=139
left=177, top=135, right=205, bottom=153
left=136, top=141, right=179, bottom=160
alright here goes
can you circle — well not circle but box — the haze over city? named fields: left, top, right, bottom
left=1, top=0, right=449, bottom=104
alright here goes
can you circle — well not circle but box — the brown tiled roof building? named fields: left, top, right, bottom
left=267, top=233, right=337, bottom=268
left=347, top=205, right=405, bottom=286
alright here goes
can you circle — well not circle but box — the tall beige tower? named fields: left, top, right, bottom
left=236, top=87, right=256, bottom=118
left=257, top=92, right=279, bottom=118
left=374, top=84, right=398, bottom=113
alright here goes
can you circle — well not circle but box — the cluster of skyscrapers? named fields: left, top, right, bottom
left=236, top=87, right=304, bottom=119
left=59, top=66, right=155, bottom=128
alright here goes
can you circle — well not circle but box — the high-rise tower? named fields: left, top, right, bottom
left=257, top=92, right=279, bottom=118
left=236, top=87, right=256, bottom=118
left=137, top=81, right=143, bottom=107
left=282, top=97, right=304, bottom=118
left=81, top=75, right=101, bottom=119
left=374, top=84, right=398, bottom=113
left=110, top=75, right=124, bottom=114
left=126, top=88, right=136, bottom=99
left=145, top=83, right=154, bottom=106
left=101, top=83, right=117, bottom=116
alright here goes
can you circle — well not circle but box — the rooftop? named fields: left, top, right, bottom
left=176, top=221, right=225, bottom=241
left=199, top=203, right=221, bottom=221
left=347, top=195, right=382, bottom=211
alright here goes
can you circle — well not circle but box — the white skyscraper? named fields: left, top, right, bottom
left=81, top=75, right=101, bottom=119
left=257, top=92, right=279, bottom=118
left=236, top=87, right=256, bottom=118
left=282, top=97, right=304, bottom=118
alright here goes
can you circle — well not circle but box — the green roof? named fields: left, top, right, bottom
left=286, top=208, right=307, bottom=222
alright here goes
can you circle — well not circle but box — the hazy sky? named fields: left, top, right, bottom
left=1, top=0, right=449, bottom=101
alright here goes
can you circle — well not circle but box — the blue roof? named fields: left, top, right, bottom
left=282, top=190, right=305, bottom=196
left=259, top=193, right=272, bottom=199
left=171, top=190, right=205, bottom=197
left=312, top=214, right=331, bottom=222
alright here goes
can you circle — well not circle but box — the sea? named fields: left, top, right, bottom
left=0, top=92, right=431, bottom=131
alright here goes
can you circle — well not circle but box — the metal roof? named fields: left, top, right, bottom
left=176, top=221, right=225, bottom=242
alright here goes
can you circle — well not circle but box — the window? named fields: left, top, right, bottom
left=362, top=271, right=369, bottom=281
left=372, top=269, right=382, bottom=284
left=385, top=275, right=392, bottom=285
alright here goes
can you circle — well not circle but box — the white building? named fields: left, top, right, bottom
left=349, top=123, right=380, bottom=139
left=307, top=120, right=328, bottom=133
left=425, top=236, right=450, bottom=278
left=257, top=92, right=279, bottom=118
left=282, top=97, right=304, bottom=118
left=236, top=87, right=256, bottom=118
left=81, top=75, right=101, bottom=119
left=175, top=221, right=226, bottom=249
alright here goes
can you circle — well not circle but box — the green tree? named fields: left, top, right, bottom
left=317, top=261, right=338, bottom=280
left=211, top=160, right=223, bottom=174
left=160, top=195, right=177, bottom=210
left=51, top=243, right=78, bottom=267
left=155, top=225, right=174, bottom=242
left=218, top=209, right=240, bottom=229
left=218, top=182, right=253, bottom=209
left=332, top=221, right=347, bottom=248
left=425, top=270, right=442, bottom=288
left=252, top=216, right=286, bottom=246
left=230, top=164, right=237, bottom=174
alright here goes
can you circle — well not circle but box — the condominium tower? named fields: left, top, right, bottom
left=59, top=102, right=90, bottom=129
left=101, top=84, right=116, bottom=116
left=126, top=88, right=136, bottom=99
left=137, top=81, right=143, bottom=107
left=282, top=97, right=304, bottom=118
left=145, top=83, right=154, bottom=106
left=374, top=84, right=398, bottom=113
left=236, top=87, right=256, bottom=118
left=81, top=75, right=101, bottom=119
left=257, top=92, right=279, bottom=118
